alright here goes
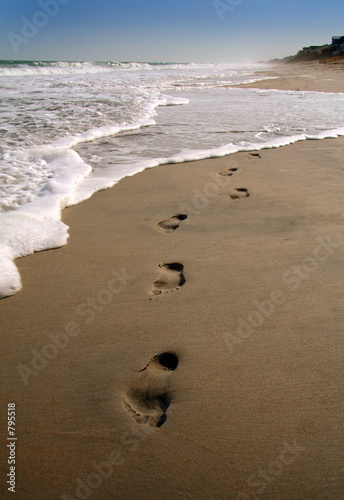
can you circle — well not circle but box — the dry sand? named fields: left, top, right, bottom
left=1, top=64, right=344, bottom=499
left=236, top=60, right=344, bottom=93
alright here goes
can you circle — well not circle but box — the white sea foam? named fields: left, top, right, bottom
left=0, top=61, right=344, bottom=298
left=0, top=61, right=115, bottom=77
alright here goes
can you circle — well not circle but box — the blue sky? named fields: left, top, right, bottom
left=1, top=0, right=343, bottom=62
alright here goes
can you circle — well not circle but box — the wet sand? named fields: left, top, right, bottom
left=0, top=64, right=344, bottom=499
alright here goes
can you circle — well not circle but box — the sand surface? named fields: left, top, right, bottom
left=1, top=65, right=344, bottom=500
left=237, top=61, right=344, bottom=93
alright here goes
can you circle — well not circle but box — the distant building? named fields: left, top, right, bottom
left=332, top=36, right=344, bottom=52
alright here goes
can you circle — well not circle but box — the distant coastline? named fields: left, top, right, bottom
left=271, top=35, right=344, bottom=64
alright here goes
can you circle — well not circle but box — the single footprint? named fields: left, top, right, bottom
left=249, top=153, right=261, bottom=158
left=156, top=214, right=188, bottom=233
left=151, top=262, right=185, bottom=296
left=124, top=352, right=179, bottom=427
left=229, top=187, right=250, bottom=200
left=218, top=167, right=238, bottom=176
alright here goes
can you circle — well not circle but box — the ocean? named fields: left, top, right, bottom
left=1, top=60, right=344, bottom=298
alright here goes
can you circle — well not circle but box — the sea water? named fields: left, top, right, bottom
left=1, top=61, right=344, bottom=297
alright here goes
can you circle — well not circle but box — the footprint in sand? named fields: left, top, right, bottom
left=151, top=262, right=185, bottom=296
left=124, top=352, right=179, bottom=427
left=229, top=188, right=250, bottom=200
left=249, top=153, right=261, bottom=158
left=218, top=167, right=238, bottom=176
left=156, top=214, right=188, bottom=233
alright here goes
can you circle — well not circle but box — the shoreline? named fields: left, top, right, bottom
left=1, top=65, right=344, bottom=499
left=1, top=61, right=344, bottom=301
left=236, top=61, right=344, bottom=93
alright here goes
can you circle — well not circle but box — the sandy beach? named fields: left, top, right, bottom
left=236, top=60, right=344, bottom=93
left=1, top=63, right=344, bottom=499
